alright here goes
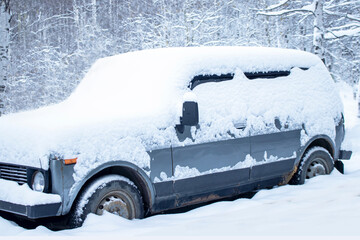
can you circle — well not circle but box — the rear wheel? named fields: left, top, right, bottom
left=69, top=174, right=144, bottom=228
left=290, top=147, right=334, bottom=185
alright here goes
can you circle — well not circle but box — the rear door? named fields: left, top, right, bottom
left=244, top=72, right=302, bottom=183
left=249, top=128, right=301, bottom=182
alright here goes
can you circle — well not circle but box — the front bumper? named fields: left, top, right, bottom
left=0, top=200, right=61, bottom=219
left=0, top=179, right=62, bottom=219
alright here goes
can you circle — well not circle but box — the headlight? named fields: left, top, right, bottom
left=32, top=171, right=45, bottom=192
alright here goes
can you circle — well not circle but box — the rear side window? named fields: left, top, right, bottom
left=244, top=68, right=308, bottom=80
left=244, top=71, right=290, bottom=80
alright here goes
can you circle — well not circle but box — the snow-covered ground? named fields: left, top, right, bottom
left=0, top=82, right=359, bottom=238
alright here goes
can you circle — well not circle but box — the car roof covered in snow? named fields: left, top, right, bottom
left=65, top=46, right=321, bottom=119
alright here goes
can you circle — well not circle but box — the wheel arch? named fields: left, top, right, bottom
left=289, top=135, right=335, bottom=185
left=65, top=161, right=155, bottom=217
left=296, top=135, right=335, bottom=166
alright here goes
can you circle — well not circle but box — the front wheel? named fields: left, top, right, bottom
left=69, top=174, right=144, bottom=228
left=289, top=147, right=334, bottom=185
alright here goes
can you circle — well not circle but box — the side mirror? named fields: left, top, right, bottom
left=181, top=101, right=199, bottom=126
left=176, top=101, right=199, bottom=134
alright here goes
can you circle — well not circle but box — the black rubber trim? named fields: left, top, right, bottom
left=334, top=160, right=344, bottom=174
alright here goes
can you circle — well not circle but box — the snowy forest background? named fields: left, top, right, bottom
left=0, top=0, right=359, bottom=115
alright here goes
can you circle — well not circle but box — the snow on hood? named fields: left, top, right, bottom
left=0, top=46, right=343, bottom=181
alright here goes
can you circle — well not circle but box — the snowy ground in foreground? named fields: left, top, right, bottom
left=0, top=82, right=359, bottom=238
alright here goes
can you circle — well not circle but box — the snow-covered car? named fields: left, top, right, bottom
left=0, top=47, right=352, bottom=228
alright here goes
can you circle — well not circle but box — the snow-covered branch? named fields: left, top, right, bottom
left=258, top=8, right=313, bottom=16
left=324, top=9, right=360, bottom=22
left=263, top=0, right=291, bottom=11
left=258, top=1, right=315, bottom=16
left=325, top=27, right=360, bottom=39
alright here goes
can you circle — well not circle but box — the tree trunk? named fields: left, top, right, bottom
left=313, top=0, right=325, bottom=63
left=0, top=2, right=10, bottom=116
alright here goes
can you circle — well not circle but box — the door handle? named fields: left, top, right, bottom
left=234, top=122, right=247, bottom=130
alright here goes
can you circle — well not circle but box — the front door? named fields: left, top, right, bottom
left=171, top=74, right=251, bottom=204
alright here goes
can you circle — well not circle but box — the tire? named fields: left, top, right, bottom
left=69, top=174, right=144, bottom=228
left=289, top=147, right=334, bottom=185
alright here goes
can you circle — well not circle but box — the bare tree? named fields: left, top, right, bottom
left=258, top=0, right=360, bottom=87
left=258, top=0, right=327, bottom=61
left=0, top=0, right=10, bottom=116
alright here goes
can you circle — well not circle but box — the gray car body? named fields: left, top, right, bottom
left=0, top=52, right=349, bottom=220
left=45, top=118, right=345, bottom=217
left=0, top=96, right=347, bottom=219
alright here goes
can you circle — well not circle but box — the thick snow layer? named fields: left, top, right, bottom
left=189, top=65, right=342, bottom=147
left=0, top=179, right=61, bottom=206
left=0, top=47, right=342, bottom=184
left=0, top=82, right=358, bottom=237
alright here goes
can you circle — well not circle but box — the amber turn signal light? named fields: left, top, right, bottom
left=64, top=157, right=78, bottom=165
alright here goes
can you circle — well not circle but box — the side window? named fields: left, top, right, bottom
left=190, top=73, right=244, bottom=137
left=189, top=73, right=234, bottom=90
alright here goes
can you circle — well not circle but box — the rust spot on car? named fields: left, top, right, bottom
left=176, top=194, right=220, bottom=208
left=279, top=166, right=298, bottom=186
